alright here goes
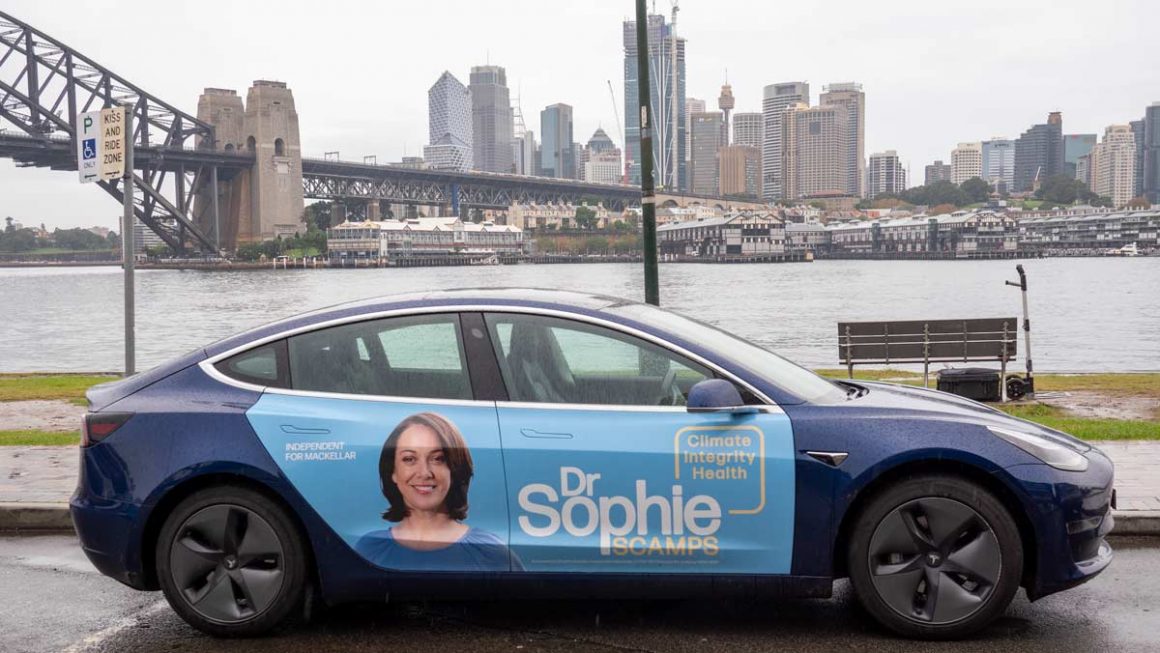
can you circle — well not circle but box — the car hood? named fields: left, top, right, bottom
left=851, top=380, right=1092, bottom=453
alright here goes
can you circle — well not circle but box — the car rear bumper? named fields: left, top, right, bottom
left=70, top=487, right=151, bottom=591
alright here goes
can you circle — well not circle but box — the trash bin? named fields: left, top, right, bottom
left=937, top=368, right=1001, bottom=402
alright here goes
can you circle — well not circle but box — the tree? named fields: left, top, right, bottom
left=4, top=217, right=14, bottom=233
left=574, top=205, right=598, bottom=230
left=52, top=227, right=109, bottom=251
left=0, top=228, right=37, bottom=252
left=1126, top=196, right=1150, bottom=209
left=960, top=177, right=992, bottom=204
left=929, top=203, right=958, bottom=216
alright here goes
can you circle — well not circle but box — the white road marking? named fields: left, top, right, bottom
left=59, top=600, right=169, bottom=653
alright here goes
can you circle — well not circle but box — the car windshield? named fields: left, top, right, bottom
left=605, top=302, right=848, bottom=404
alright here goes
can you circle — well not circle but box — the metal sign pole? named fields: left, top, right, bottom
left=122, top=105, right=135, bottom=376
left=635, top=0, right=660, bottom=306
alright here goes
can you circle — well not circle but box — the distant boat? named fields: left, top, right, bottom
left=1106, top=242, right=1139, bottom=257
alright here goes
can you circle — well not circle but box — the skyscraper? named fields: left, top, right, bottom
left=685, top=98, right=705, bottom=172
left=1129, top=119, right=1145, bottom=199
left=718, top=84, right=735, bottom=146
left=762, top=82, right=809, bottom=201
left=819, top=83, right=865, bottom=197
left=867, top=151, right=906, bottom=199
left=981, top=139, right=1015, bottom=191
left=540, top=103, right=574, bottom=179
left=718, top=146, right=761, bottom=198
left=511, top=101, right=536, bottom=176
left=1089, top=125, right=1137, bottom=207
left=623, top=13, right=687, bottom=190
left=951, top=142, right=982, bottom=185
left=584, top=128, right=623, bottom=185
left=1013, top=112, right=1064, bottom=192
left=690, top=111, right=724, bottom=195
left=423, top=72, right=472, bottom=171
left=924, top=160, right=951, bottom=186
left=1062, top=134, right=1097, bottom=182
left=732, top=113, right=763, bottom=149
left=468, top=65, right=513, bottom=174
left=782, top=102, right=847, bottom=200
left=1145, top=103, right=1160, bottom=203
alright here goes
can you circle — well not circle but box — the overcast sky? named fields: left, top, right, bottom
left=3, top=0, right=1158, bottom=230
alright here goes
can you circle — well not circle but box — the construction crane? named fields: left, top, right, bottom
left=607, top=80, right=627, bottom=183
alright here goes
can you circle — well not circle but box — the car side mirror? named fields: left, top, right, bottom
left=686, top=379, right=757, bottom=414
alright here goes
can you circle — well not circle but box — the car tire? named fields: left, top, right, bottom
left=846, top=474, right=1022, bottom=640
left=155, top=485, right=308, bottom=637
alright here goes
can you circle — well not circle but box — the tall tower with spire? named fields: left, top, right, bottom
left=718, top=82, right=734, bottom=146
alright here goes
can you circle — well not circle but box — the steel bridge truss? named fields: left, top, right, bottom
left=0, top=11, right=222, bottom=254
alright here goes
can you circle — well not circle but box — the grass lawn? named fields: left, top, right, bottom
left=0, top=374, right=116, bottom=403
left=0, top=430, right=80, bottom=446
left=997, top=403, right=1160, bottom=441
left=815, top=368, right=923, bottom=381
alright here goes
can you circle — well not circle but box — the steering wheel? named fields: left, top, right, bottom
left=655, top=367, right=683, bottom=406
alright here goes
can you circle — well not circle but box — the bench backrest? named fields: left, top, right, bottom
left=837, top=318, right=1017, bottom=365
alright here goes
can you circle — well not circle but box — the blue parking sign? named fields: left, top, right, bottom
left=82, top=138, right=97, bottom=160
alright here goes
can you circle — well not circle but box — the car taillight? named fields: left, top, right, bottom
left=81, top=412, right=134, bottom=447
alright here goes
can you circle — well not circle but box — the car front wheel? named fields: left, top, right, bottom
left=847, top=475, right=1023, bottom=639
left=156, top=485, right=308, bottom=637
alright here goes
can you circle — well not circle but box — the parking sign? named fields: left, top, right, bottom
left=76, top=110, right=101, bottom=183
left=76, top=107, right=126, bottom=183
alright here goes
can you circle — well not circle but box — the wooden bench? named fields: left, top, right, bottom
left=837, top=318, right=1018, bottom=399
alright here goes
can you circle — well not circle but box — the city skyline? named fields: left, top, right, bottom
left=2, top=0, right=1158, bottom=228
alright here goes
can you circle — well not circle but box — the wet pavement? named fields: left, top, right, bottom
left=3, top=535, right=1158, bottom=653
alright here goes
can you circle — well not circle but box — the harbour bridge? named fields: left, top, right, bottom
left=0, top=10, right=761, bottom=254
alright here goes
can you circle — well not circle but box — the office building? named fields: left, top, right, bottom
left=580, top=128, right=621, bottom=184
left=820, top=82, right=865, bottom=197
left=1063, top=133, right=1097, bottom=182
left=1130, top=120, right=1145, bottom=199
left=1089, top=125, right=1137, bottom=208
left=423, top=72, right=472, bottom=171
left=1013, top=112, right=1064, bottom=192
left=980, top=139, right=1015, bottom=191
left=718, top=145, right=761, bottom=198
left=782, top=102, right=847, bottom=200
left=1146, top=103, right=1160, bottom=204
left=623, top=13, right=687, bottom=190
left=540, top=103, right=575, bottom=179
left=469, top=65, right=513, bottom=173
left=732, top=112, right=763, bottom=149
left=690, top=111, right=725, bottom=195
left=686, top=98, right=706, bottom=170
left=762, top=82, right=809, bottom=201
left=868, top=151, right=906, bottom=199
left=951, top=142, right=982, bottom=185
left=925, top=160, right=952, bottom=185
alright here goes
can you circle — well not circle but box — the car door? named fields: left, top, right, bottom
left=239, top=312, right=515, bottom=572
left=484, top=311, right=796, bottom=575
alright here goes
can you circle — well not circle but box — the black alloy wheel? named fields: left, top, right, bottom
left=157, top=486, right=308, bottom=637
left=847, top=476, right=1023, bottom=639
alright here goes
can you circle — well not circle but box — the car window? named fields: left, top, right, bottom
left=485, top=313, right=711, bottom=406
left=288, top=314, right=472, bottom=400
left=215, top=341, right=289, bottom=388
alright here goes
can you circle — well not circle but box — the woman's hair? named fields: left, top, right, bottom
left=378, top=412, right=474, bottom=522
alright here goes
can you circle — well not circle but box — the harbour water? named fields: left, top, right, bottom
left=2, top=258, right=1157, bottom=373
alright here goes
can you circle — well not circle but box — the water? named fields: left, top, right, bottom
left=2, top=258, right=1157, bottom=373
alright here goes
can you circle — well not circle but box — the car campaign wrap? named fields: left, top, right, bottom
left=496, top=407, right=796, bottom=574
left=246, top=393, right=516, bottom=572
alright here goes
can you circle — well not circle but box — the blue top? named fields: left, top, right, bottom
left=355, top=526, right=522, bottom=572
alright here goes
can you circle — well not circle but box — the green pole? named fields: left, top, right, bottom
left=634, top=0, right=660, bottom=306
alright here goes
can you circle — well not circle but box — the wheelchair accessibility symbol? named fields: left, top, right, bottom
left=82, top=139, right=97, bottom=160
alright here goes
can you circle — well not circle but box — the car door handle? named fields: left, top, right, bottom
left=280, top=425, right=331, bottom=435
left=520, top=428, right=573, bottom=439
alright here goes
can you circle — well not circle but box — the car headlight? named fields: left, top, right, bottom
left=988, top=426, right=1089, bottom=472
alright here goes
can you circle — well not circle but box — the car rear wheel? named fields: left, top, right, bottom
left=156, top=485, right=308, bottom=637
left=847, top=475, right=1022, bottom=639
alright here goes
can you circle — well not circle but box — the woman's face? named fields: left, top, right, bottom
left=391, top=424, right=451, bottom=515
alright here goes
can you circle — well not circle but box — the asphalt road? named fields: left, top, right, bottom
left=2, top=535, right=1158, bottom=653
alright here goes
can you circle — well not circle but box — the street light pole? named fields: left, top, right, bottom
left=634, top=0, right=660, bottom=306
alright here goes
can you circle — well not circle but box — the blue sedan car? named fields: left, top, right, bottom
left=71, top=289, right=1114, bottom=639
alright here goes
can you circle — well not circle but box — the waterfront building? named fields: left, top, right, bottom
left=867, top=151, right=906, bottom=199
left=1063, top=133, right=1097, bottom=182
left=1130, top=120, right=1145, bottom=199
left=657, top=211, right=786, bottom=257
left=827, top=211, right=1017, bottom=255
left=820, top=83, right=866, bottom=198
left=327, top=217, right=524, bottom=260
left=506, top=203, right=614, bottom=231
left=782, top=101, right=846, bottom=200
left=1013, top=112, right=1064, bottom=192
left=981, top=139, right=1016, bottom=191
left=423, top=72, right=472, bottom=172
left=732, top=112, right=763, bottom=149
left=785, top=222, right=831, bottom=254
left=924, top=160, right=952, bottom=186
left=469, top=65, right=514, bottom=174
left=1089, top=125, right=1138, bottom=208
left=762, top=82, right=810, bottom=201
left=718, top=145, right=761, bottom=198
left=1017, top=209, right=1160, bottom=250
left=623, top=13, right=687, bottom=190
left=951, top=142, right=982, bottom=185
left=718, top=84, right=735, bottom=145
left=540, top=103, right=575, bottom=179
left=690, top=111, right=725, bottom=195
left=1143, top=103, right=1160, bottom=204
